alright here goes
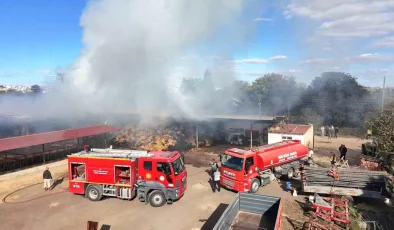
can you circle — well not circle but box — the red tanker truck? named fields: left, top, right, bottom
left=220, top=140, right=312, bottom=193
left=67, top=147, right=187, bottom=207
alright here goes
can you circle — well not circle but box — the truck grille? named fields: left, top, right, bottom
left=223, top=178, right=234, bottom=187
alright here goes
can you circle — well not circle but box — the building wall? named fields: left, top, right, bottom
left=223, top=120, right=267, bottom=131
left=268, top=133, right=304, bottom=144
left=267, top=125, right=314, bottom=148
left=304, top=125, right=314, bottom=149
left=224, top=120, right=271, bottom=144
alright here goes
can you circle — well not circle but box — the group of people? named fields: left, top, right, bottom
left=330, top=144, right=348, bottom=167
left=321, top=125, right=339, bottom=139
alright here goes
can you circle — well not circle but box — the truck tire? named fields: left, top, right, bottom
left=249, top=179, right=260, bottom=193
left=149, top=190, right=166, bottom=207
left=286, top=168, right=295, bottom=180
left=86, top=185, right=103, bottom=201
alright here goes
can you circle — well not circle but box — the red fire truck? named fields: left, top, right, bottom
left=67, top=147, right=187, bottom=207
left=220, top=140, right=312, bottom=193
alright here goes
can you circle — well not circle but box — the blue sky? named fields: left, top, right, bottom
left=0, top=0, right=86, bottom=85
left=1, top=0, right=393, bottom=87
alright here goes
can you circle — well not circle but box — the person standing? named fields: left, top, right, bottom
left=321, top=126, right=325, bottom=137
left=210, top=159, right=218, bottom=180
left=330, top=152, right=337, bottom=168
left=330, top=126, right=335, bottom=139
left=367, top=128, right=372, bottom=139
left=339, top=144, right=347, bottom=160
left=43, top=166, right=52, bottom=191
left=212, top=168, right=221, bottom=193
left=334, top=127, right=339, bottom=138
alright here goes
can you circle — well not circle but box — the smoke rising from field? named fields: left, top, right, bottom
left=0, top=0, right=266, bottom=124
left=65, top=0, right=262, bottom=119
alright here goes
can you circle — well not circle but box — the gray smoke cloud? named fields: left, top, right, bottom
left=1, top=0, right=264, bottom=123
left=67, top=0, right=262, bottom=119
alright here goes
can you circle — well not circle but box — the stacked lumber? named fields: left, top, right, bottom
left=302, top=167, right=387, bottom=191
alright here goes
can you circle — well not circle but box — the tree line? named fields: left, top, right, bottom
left=181, top=71, right=394, bottom=129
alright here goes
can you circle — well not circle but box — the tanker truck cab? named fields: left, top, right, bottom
left=67, top=149, right=186, bottom=207
left=220, top=148, right=258, bottom=192
left=220, top=140, right=309, bottom=193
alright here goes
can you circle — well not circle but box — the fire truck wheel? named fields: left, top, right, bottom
left=250, top=179, right=260, bottom=193
left=286, top=168, right=295, bottom=180
left=149, top=190, right=166, bottom=207
left=86, top=185, right=102, bottom=201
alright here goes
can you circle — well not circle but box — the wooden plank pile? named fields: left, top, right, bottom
left=302, top=166, right=387, bottom=191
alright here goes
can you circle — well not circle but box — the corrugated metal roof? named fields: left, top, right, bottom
left=115, top=112, right=275, bottom=121
left=200, top=115, right=275, bottom=121
left=0, top=125, right=119, bottom=152
left=269, top=124, right=312, bottom=135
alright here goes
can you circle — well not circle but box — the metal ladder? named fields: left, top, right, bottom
left=72, top=148, right=154, bottom=158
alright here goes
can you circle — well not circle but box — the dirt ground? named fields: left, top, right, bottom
left=312, top=135, right=365, bottom=167
left=0, top=136, right=374, bottom=230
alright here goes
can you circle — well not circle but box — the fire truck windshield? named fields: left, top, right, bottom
left=171, top=156, right=185, bottom=175
left=221, top=153, right=244, bottom=171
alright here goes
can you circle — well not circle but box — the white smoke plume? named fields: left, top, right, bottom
left=67, top=0, right=261, bottom=118
left=1, top=0, right=264, bottom=122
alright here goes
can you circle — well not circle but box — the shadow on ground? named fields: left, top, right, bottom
left=199, top=203, right=229, bottom=230
left=50, top=177, right=65, bottom=190
left=100, top=224, right=111, bottom=230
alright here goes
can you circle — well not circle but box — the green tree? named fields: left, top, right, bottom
left=292, top=108, right=324, bottom=127
left=366, top=99, right=394, bottom=152
left=30, top=84, right=42, bottom=93
left=249, top=73, right=304, bottom=116
left=304, top=72, right=369, bottom=127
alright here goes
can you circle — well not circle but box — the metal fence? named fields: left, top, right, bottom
left=213, top=193, right=281, bottom=230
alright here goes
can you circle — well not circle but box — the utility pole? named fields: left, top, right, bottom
left=258, top=101, right=261, bottom=116
left=196, top=123, right=199, bottom=149
left=287, top=102, right=290, bottom=124
left=382, top=76, right=386, bottom=112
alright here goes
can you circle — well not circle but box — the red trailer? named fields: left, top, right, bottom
left=220, top=140, right=311, bottom=193
left=67, top=147, right=187, bottom=207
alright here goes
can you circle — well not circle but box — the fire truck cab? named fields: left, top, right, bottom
left=67, top=147, right=187, bottom=207
left=220, top=140, right=311, bottom=193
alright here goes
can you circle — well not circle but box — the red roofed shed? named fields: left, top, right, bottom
left=268, top=124, right=314, bottom=149
left=0, top=125, right=119, bottom=152
left=0, top=125, right=119, bottom=173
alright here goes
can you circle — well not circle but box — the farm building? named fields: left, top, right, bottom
left=0, top=125, right=119, bottom=174
left=268, top=124, right=314, bottom=149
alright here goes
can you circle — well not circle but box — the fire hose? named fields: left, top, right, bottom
left=2, top=170, right=209, bottom=204
left=2, top=173, right=69, bottom=204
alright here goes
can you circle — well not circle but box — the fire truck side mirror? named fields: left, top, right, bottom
left=181, top=154, right=185, bottom=163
